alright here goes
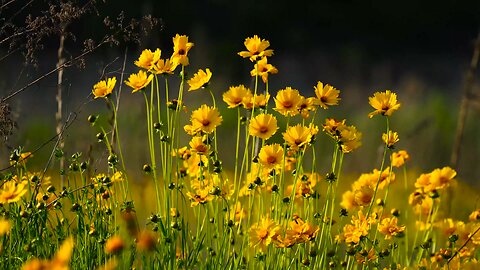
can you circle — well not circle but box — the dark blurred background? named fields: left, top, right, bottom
left=2, top=0, right=480, bottom=186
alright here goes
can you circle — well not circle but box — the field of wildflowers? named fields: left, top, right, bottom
left=0, top=34, right=479, bottom=270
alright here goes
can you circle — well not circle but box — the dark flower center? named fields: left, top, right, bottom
left=179, top=49, right=185, bottom=55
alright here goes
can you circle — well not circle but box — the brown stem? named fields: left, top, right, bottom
left=450, top=32, right=480, bottom=168
left=56, top=28, right=66, bottom=187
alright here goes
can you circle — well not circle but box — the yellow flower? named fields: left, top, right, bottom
left=338, top=125, right=362, bottom=153
left=21, top=236, right=74, bottom=270
left=105, top=235, right=125, bottom=254
left=250, top=57, right=278, bottom=83
left=223, top=85, right=252, bottom=108
left=298, top=97, right=317, bottom=119
left=243, top=93, right=270, bottom=110
left=469, top=209, right=480, bottom=221
left=368, top=90, right=401, bottom=118
left=323, top=118, right=346, bottom=138
left=0, top=180, right=28, bottom=203
left=248, top=113, right=278, bottom=140
left=429, top=166, right=456, bottom=191
left=190, top=104, right=223, bottom=134
left=171, top=34, right=194, bottom=66
left=0, top=218, right=11, bottom=236
left=186, top=188, right=214, bottom=207
left=274, top=87, right=303, bottom=116
left=343, top=211, right=374, bottom=244
left=189, top=136, right=209, bottom=154
left=10, top=151, right=33, bottom=166
left=378, top=217, right=405, bottom=239
left=382, top=130, right=399, bottom=148
left=281, top=218, right=319, bottom=246
left=92, top=77, right=116, bottom=99
left=258, top=144, right=284, bottom=170
left=188, top=68, right=212, bottom=91
left=238, top=35, right=274, bottom=62
left=125, top=70, right=154, bottom=93
left=283, top=124, right=317, bottom=150
left=286, top=173, right=319, bottom=199
left=314, top=81, right=340, bottom=109
left=249, top=217, right=280, bottom=250
left=136, top=230, right=157, bottom=252
left=134, top=48, right=161, bottom=70
left=355, top=248, right=377, bottom=265
left=152, top=58, right=178, bottom=74
left=391, top=150, right=410, bottom=167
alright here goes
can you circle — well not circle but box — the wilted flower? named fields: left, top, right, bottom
left=382, top=130, right=399, bottom=148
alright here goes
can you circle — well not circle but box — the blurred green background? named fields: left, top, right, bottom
left=1, top=0, right=480, bottom=190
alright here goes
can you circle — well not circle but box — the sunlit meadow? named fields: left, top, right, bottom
left=1, top=34, right=479, bottom=270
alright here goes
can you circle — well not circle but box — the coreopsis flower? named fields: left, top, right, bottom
left=280, top=218, right=319, bottom=246
left=355, top=248, right=377, bottom=265
left=429, top=167, right=456, bottom=191
left=125, top=70, right=154, bottom=93
left=105, top=235, right=125, bottom=254
left=152, top=58, right=178, bottom=74
left=343, top=211, right=374, bottom=244
left=248, top=113, right=278, bottom=140
left=314, top=81, right=340, bottom=109
left=134, top=48, right=161, bottom=70
left=274, top=87, right=303, bottom=116
left=382, top=130, right=399, bottom=148
left=171, top=34, right=194, bottom=66
left=391, top=150, right=410, bottom=167
left=228, top=202, right=247, bottom=225
left=248, top=217, right=280, bottom=250
left=283, top=124, right=318, bottom=151
left=189, top=136, right=209, bottom=154
left=238, top=35, right=274, bottom=62
left=378, top=217, right=405, bottom=239
left=92, top=77, right=116, bottom=99
left=368, top=90, right=401, bottom=118
left=338, top=125, right=362, bottom=153
left=223, top=85, right=252, bottom=108
left=22, top=237, right=74, bottom=270
left=243, top=93, right=270, bottom=110
left=10, top=151, right=32, bottom=166
left=136, top=230, right=157, bottom=252
left=190, top=104, right=223, bottom=134
left=258, top=144, right=284, bottom=170
left=0, top=180, right=28, bottom=203
left=298, top=97, right=317, bottom=119
left=340, top=190, right=357, bottom=210
left=184, top=152, right=208, bottom=177
left=0, top=218, right=11, bottom=236
left=286, top=173, right=319, bottom=199
left=323, top=118, right=346, bottom=138
left=353, top=186, right=374, bottom=207
left=250, top=57, right=278, bottom=83
left=469, top=209, right=480, bottom=221
left=186, top=188, right=214, bottom=207
left=412, top=196, right=433, bottom=216
left=353, top=168, right=395, bottom=191
left=187, top=68, right=212, bottom=91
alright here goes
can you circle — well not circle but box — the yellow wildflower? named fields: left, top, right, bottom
left=314, top=81, right=340, bottom=109
left=248, top=113, right=278, bottom=140
left=152, top=58, right=178, bottom=74
left=187, top=68, right=212, bottom=91
left=0, top=218, right=11, bottom=236
left=134, top=48, right=161, bottom=70
left=298, top=97, right=317, bottom=119
left=0, top=180, right=28, bottom=204
left=92, top=77, right=116, bottom=99
left=190, top=104, right=223, bottom=134
left=238, top=35, right=274, bottom=62
left=378, top=217, right=405, bottom=239
left=391, top=150, right=410, bottom=167
left=283, top=124, right=317, bottom=151
left=136, top=230, right=157, bottom=252
left=249, top=217, right=280, bottom=250
left=171, top=34, right=194, bottom=66
left=338, top=125, right=362, bottom=153
left=368, top=90, right=401, bottom=118
left=105, top=235, right=125, bottom=254
left=125, top=70, right=154, bottom=93
left=382, top=130, right=399, bottom=148
left=189, top=136, right=209, bottom=154
left=223, top=85, right=252, bottom=108
left=243, top=93, right=270, bottom=110
left=250, top=57, right=278, bottom=83
left=258, top=144, right=284, bottom=170
left=274, top=87, right=303, bottom=116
